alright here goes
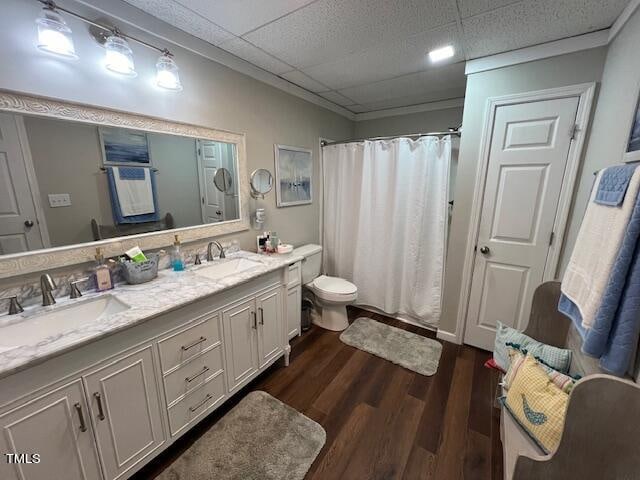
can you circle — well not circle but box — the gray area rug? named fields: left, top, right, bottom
left=340, top=317, right=442, bottom=376
left=157, top=391, right=326, bottom=480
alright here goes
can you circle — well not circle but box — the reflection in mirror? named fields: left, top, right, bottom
left=213, top=167, right=233, bottom=193
left=0, top=112, right=241, bottom=255
left=250, top=168, right=274, bottom=198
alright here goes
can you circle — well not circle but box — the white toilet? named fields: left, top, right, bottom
left=293, top=244, right=357, bottom=331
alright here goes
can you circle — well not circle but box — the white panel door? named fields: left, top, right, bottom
left=0, top=380, right=102, bottom=480
left=464, top=96, right=580, bottom=350
left=222, top=298, right=259, bottom=392
left=0, top=113, right=45, bottom=254
left=286, top=285, right=301, bottom=339
left=197, top=140, right=224, bottom=223
left=83, top=345, right=164, bottom=480
left=257, top=287, right=284, bottom=368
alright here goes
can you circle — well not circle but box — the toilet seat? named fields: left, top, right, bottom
left=312, top=275, right=357, bottom=302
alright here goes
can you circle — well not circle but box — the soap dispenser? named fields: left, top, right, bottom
left=94, top=248, right=113, bottom=291
left=172, top=235, right=185, bottom=271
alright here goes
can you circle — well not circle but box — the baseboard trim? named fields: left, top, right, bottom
left=436, top=329, right=461, bottom=345
left=353, top=305, right=437, bottom=332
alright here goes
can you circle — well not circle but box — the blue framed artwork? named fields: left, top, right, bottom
left=274, top=144, right=312, bottom=207
left=625, top=94, right=640, bottom=163
left=99, top=126, right=152, bottom=166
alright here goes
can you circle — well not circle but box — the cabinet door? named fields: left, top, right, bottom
left=83, top=345, right=164, bottom=480
left=222, top=297, right=259, bottom=392
left=286, top=286, right=301, bottom=339
left=0, top=380, right=102, bottom=480
left=257, top=287, right=284, bottom=368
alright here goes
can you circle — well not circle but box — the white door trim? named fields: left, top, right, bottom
left=447, top=82, right=596, bottom=345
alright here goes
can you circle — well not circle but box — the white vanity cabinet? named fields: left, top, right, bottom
left=0, top=379, right=102, bottom=480
left=286, top=261, right=302, bottom=339
left=0, top=266, right=290, bottom=480
left=83, top=345, right=165, bottom=480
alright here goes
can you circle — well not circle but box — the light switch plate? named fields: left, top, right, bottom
left=48, top=193, right=72, bottom=208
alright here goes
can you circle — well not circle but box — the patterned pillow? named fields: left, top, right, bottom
left=504, top=347, right=578, bottom=394
left=501, top=354, right=570, bottom=454
left=493, top=322, right=572, bottom=373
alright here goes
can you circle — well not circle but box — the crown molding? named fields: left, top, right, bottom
left=464, top=29, right=610, bottom=76
left=353, top=97, right=465, bottom=122
left=609, top=0, right=640, bottom=42
left=72, top=0, right=356, bottom=120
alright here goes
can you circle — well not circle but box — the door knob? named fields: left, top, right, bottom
left=24, top=220, right=34, bottom=228
left=479, top=246, right=490, bottom=255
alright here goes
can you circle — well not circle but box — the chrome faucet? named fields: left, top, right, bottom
left=207, top=241, right=226, bottom=261
left=40, top=273, right=57, bottom=306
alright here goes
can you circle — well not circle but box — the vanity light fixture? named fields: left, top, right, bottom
left=428, top=45, right=454, bottom=63
left=35, top=1, right=78, bottom=59
left=105, top=31, right=136, bottom=77
left=156, top=50, right=182, bottom=91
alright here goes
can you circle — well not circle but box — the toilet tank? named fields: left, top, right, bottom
left=293, top=244, right=322, bottom=285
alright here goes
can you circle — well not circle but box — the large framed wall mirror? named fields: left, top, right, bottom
left=0, top=92, right=249, bottom=278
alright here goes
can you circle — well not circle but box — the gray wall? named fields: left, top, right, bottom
left=353, top=107, right=464, bottom=138
left=440, top=47, right=608, bottom=336
left=0, top=0, right=354, bottom=254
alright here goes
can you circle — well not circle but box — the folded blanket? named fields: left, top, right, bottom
left=561, top=167, right=640, bottom=329
left=582, top=180, right=640, bottom=376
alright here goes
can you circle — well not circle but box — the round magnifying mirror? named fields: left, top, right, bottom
left=250, top=168, right=274, bottom=198
left=213, top=167, right=233, bottom=193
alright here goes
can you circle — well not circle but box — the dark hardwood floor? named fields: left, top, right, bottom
left=133, top=306, right=503, bottom=480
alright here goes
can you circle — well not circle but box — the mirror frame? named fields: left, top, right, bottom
left=0, top=90, right=250, bottom=279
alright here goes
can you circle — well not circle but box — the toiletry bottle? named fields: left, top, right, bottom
left=172, top=235, right=185, bottom=271
left=94, top=248, right=114, bottom=291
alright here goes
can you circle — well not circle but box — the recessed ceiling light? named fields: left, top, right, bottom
left=429, top=45, right=454, bottom=63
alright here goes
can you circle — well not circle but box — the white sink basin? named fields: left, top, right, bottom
left=0, top=295, right=129, bottom=350
left=196, top=258, right=262, bottom=280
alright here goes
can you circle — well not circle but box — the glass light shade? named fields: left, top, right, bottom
left=156, top=53, right=182, bottom=91
left=104, top=35, right=136, bottom=77
left=36, top=7, right=77, bottom=59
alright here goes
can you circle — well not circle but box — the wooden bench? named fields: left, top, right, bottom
left=501, top=281, right=640, bottom=479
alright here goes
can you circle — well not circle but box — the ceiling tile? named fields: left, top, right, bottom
left=457, top=0, right=522, bottom=18
left=244, top=0, right=458, bottom=69
left=338, top=63, right=466, bottom=105
left=122, top=0, right=234, bottom=45
left=281, top=70, right=331, bottom=92
left=462, top=0, right=630, bottom=59
left=218, top=38, right=292, bottom=74
left=318, top=91, right=358, bottom=106
left=174, top=0, right=318, bottom=36
left=301, top=23, right=462, bottom=90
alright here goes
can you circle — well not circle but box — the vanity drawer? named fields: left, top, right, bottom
left=163, top=345, right=224, bottom=406
left=287, top=262, right=301, bottom=288
left=158, top=314, right=221, bottom=373
left=167, top=374, right=225, bottom=436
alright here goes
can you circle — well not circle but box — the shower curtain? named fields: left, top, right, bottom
left=322, top=136, right=450, bottom=327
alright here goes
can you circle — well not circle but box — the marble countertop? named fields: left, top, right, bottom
left=0, top=250, right=303, bottom=380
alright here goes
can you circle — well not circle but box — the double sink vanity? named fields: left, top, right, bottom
left=0, top=250, right=304, bottom=480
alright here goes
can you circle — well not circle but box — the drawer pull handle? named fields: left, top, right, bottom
left=181, top=336, right=207, bottom=351
left=93, top=392, right=105, bottom=421
left=259, top=307, right=264, bottom=325
left=74, top=403, right=87, bottom=432
left=189, top=394, right=212, bottom=413
left=251, top=311, right=257, bottom=329
left=186, top=366, right=210, bottom=383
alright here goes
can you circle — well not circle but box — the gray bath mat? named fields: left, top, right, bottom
left=340, top=317, right=442, bottom=376
left=157, top=391, right=326, bottom=480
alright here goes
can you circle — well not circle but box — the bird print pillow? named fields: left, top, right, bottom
left=501, top=354, right=570, bottom=454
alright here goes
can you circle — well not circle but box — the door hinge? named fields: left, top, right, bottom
left=570, top=124, right=580, bottom=140
left=549, top=231, right=555, bottom=246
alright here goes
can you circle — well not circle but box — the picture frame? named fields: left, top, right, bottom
left=624, top=93, right=640, bottom=163
left=274, top=144, right=313, bottom=207
left=99, top=126, right=153, bottom=167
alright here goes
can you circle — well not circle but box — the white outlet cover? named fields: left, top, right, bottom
left=48, top=193, right=72, bottom=208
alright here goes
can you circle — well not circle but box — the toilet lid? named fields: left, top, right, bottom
left=313, top=275, right=357, bottom=295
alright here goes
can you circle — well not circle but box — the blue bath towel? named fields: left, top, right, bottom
left=105, top=167, right=160, bottom=224
left=582, top=183, right=640, bottom=376
left=594, top=164, right=637, bottom=206
left=557, top=294, right=587, bottom=339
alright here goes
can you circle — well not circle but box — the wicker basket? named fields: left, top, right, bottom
left=120, top=253, right=159, bottom=284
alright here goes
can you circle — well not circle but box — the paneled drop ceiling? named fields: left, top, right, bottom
left=123, top=0, right=629, bottom=114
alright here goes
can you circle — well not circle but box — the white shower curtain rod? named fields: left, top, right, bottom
left=321, top=127, right=461, bottom=147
